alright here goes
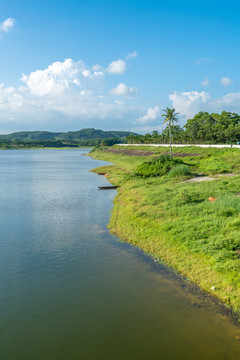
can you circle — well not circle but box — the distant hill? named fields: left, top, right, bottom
left=0, top=128, right=137, bottom=141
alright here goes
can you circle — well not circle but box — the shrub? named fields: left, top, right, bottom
left=168, top=164, right=191, bottom=178
left=134, top=155, right=183, bottom=178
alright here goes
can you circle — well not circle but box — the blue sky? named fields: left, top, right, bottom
left=1, top=0, right=240, bottom=133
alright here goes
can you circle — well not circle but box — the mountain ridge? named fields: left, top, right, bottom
left=0, top=128, right=137, bottom=141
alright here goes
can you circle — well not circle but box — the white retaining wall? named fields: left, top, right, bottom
left=118, top=144, right=240, bottom=148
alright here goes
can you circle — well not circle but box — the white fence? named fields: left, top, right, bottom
left=118, top=144, right=240, bottom=148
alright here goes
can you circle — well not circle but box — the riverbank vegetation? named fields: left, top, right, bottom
left=0, top=137, right=124, bottom=149
left=90, top=145, right=240, bottom=314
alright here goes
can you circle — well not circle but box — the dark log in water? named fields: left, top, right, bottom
left=98, top=185, right=120, bottom=190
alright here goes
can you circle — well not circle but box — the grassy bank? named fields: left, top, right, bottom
left=90, top=145, right=240, bottom=314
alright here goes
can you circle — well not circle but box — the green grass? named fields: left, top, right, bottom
left=90, top=145, right=240, bottom=314
left=109, top=144, right=240, bottom=175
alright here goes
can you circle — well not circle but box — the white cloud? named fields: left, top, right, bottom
left=0, top=58, right=141, bottom=131
left=220, top=77, right=233, bottom=87
left=110, top=83, right=137, bottom=96
left=0, top=81, right=136, bottom=126
left=107, top=59, right=126, bottom=74
left=82, top=69, right=104, bottom=79
left=0, top=18, right=15, bottom=32
left=169, top=90, right=240, bottom=119
left=92, top=64, right=102, bottom=71
left=201, top=78, right=209, bottom=87
left=80, top=90, right=93, bottom=96
left=2, top=55, right=240, bottom=133
left=169, top=91, right=211, bottom=118
left=211, top=92, right=240, bottom=108
left=135, top=106, right=161, bottom=124
left=126, top=51, right=138, bottom=59
left=82, top=69, right=91, bottom=78
left=21, top=59, right=84, bottom=96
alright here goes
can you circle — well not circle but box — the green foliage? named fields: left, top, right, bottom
left=127, top=111, right=240, bottom=145
left=168, top=164, right=191, bottom=178
left=79, top=138, right=121, bottom=147
left=185, top=111, right=240, bottom=144
left=135, top=155, right=183, bottom=177
left=0, top=139, right=79, bottom=149
left=0, top=137, right=126, bottom=149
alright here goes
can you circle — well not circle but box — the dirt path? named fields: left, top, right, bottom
left=184, top=173, right=239, bottom=183
left=103, top=148, right=154, bottom=156
left=103, top=148, right=199, bottom=157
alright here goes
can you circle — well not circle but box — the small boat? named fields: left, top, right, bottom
left=98, top=185, right=120, bottom=190
left=97, top=173, right=107, bottom=175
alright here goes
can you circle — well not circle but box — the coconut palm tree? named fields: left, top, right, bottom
left=162, top=107, right=179, bottom=158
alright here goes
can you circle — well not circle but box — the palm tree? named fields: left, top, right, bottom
left=162, top=107, right=179, bottom=158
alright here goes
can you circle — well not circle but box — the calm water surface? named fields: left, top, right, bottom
left=0, top=149, right=240, bottom=360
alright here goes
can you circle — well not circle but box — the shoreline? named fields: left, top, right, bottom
left=89, top=145, right=240, bottom=316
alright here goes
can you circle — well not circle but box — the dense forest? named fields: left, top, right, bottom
left=127, top=111, right=240, bottom=144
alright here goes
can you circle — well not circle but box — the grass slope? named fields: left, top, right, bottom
left=90, top=145, right=240, bottom=314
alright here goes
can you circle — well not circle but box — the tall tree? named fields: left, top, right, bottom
left=162, top=107, right=179, bottom=157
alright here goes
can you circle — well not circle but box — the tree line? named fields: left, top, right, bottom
left=0, top=138, right=123, bottom=149
left=127, top=111, right=240, bottom=145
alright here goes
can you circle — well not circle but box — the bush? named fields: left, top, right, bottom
left=168, top=164, right=191, bottom=178
left=134, top=155, right=183, bottom=178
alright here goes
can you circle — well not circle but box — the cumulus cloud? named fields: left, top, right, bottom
left=220, top=77, right=233, bottom=87
left=0, top=18, right=15, bottom=32
left=0, top=81, right=136, bottom=127
left=201, top=78, right=209, bottom=87
left=126, top=51, right=138, bottom=59
left=169, top=91, right=211, bottom=118
left=169, top=90, right=240, bottom=118
left=3, top=56, right=240, bottom=133
left=212, top=92, right=240, bottom=108
left=107, top=59, right=126, bottom=74
left=21, top=59, right=85, bottom=96
left=110, top=83, right=137, bottom=96
left=135, top=106, right=161, bottom=124
left=0, top=58, right=141, bottom=131
left=82, top=69, right=105, bottom=79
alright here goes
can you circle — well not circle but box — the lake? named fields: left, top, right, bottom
left=0, top=149, right=240, bottom=360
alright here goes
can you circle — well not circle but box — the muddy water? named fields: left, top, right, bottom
left=0, top=149, right=240, bottom=360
